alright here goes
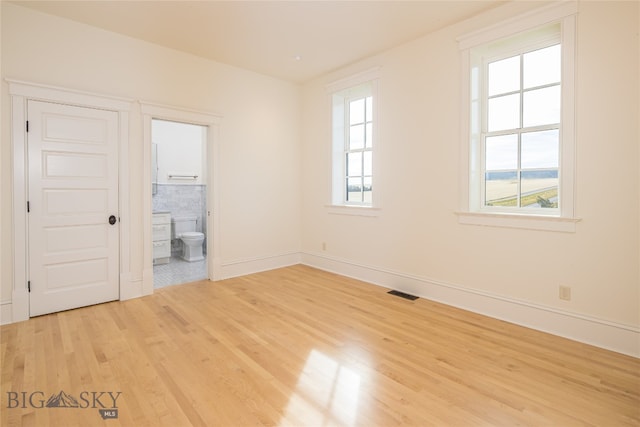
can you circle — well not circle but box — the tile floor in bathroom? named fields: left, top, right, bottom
left=153, top=256, right=208, bottom=289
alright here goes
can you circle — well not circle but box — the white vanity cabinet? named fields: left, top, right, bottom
left=152, top=212, right=171, bottom=264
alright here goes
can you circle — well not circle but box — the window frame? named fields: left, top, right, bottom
left=344, top=94, right=373, bottom=206
left=326, top=68, right=381, bottom=215
left=480, top=38, right=562, bottom=215
left=457, top=2, right=580, bottom=232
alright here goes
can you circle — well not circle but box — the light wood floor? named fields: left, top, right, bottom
left=1, top=265, right=639, bottom=426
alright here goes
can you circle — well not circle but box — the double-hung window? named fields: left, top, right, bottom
left=483, top=41, right=561, bottom=211
left=344, top=94, right=373, bottom=204
left=458, top=2, right=578, bottom=231
left=328, top=69, right=379, bottom=209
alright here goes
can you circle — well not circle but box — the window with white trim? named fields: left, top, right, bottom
left=481, top=35, right=561, bottom=212
left=458, top=2, right=578, bottom=231
left=330, top=76, right=378, bottom=208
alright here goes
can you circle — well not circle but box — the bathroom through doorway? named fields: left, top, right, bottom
left=151, top=119, right=208, bottom=288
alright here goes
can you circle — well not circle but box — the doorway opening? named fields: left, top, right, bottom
left=151, top=119, right=208, bottom=288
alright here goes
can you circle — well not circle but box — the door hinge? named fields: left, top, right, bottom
left=26, top=121, right=29, bottom=132
left=27, top=201, right=30, bottom=212
left=28, top=281, right=31, bottom=292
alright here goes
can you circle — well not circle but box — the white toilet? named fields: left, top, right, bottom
left=171, top=216, right=205, bottom=262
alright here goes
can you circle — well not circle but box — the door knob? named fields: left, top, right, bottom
left=108, top=215, right=117, bottom=225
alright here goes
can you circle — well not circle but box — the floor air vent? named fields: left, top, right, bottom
left=387, top=290, right=419, bottom=301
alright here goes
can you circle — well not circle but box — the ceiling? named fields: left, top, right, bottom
left=11, top=1, right=505, bottom=83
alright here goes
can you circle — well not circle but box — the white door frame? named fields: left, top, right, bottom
left=8, top=80, right=132, bottom=323
left=140, top=102, right=222, bottom=294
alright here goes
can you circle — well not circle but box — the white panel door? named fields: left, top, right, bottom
left=28, top=100, right=119, bottom=316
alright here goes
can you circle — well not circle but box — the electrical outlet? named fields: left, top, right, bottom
left=322, top=242, right=326, bottom=251
left=559, top=285, right=571, bottom=301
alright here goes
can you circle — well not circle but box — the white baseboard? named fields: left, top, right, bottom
left=10, top=287, right=29, bottom=324
left=119, top=272, right=149, bottom=301
left=4, top=251, right=637, bottom=358
left=1, top=301, right=13, bottom=325
left=142, top=267, right=154, bottom=296
left=220, top=251, right=301, bottom=280
left=301, top=252, right=640, bottom=358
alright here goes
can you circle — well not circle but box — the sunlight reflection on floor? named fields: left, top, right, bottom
left=282, top=349, right=361, bottom=426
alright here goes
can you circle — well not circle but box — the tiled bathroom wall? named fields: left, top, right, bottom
left=153, top=184, right=207, bottom=255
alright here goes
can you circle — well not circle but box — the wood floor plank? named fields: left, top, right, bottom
left=1, top=265, right=638, bottom=426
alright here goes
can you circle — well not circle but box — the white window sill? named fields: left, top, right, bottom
left=455, top=211, right=581, bottom=233
left=326, top=205, right=381, bottom=217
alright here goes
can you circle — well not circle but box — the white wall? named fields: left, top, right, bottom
left=301, top=1, right=639, bottom=354
left=0, top=0, right=5, bottom=323
left=1, top=3, right=302, bottom=309
left=2, top=1, right=638, bottom=355
left=153, top=120, right=206, bottom=185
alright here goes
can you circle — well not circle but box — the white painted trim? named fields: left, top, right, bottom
left=119, top=273, right=146, bottom=301
left=457, top=5, right=578, bottom=229
left=207, top=122, right=223, bottom=281
left=220, top=252, right=301, bottom=280
left=141, top=109, right=154, bottom=296
left=325, top=205, right=381, bottom=217
left=301, top=252, right=640, bottom=358
left=10, top=93, right=29, bottom=323
left=118, top=110, right=131, bottom=292
left=325, top=66, right=381, bottom=94
left=142, top=267, right=154, bottom=297
left=1, top=301, right=13, bottom=325
left=8, top=80, right=132, bottom=324
left=559, top=13, right=577, bottom=219
left=6, top=79, right=132, bottom=111
left=140, top=102, right=222, bottom=125
left=140, top=101, right=223, bottom=288
left=328, top=70, right=381, bottom=210
left=455, top=211, right=581, bottom=232
left=457, top=1, right=578, bottom=50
